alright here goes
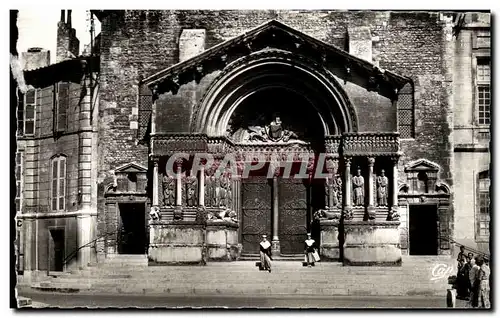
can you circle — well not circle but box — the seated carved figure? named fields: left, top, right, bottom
left=207, top=209, right=237, bottom=223
left=314, top=209, right=340, bottom=220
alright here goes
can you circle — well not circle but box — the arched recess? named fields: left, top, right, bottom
left=192, top=49, right=358, bottom=136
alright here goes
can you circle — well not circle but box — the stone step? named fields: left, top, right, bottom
left=106, top=254, right=148, bottom=259
left=29, top=283, right=446, bottom=297
left=46, top=274, right=451, bottom=289
left=28, top=259, right=453, bottom=297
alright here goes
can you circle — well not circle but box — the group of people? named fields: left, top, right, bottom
left=259, top=233, right=319, bottom=272
left=455, top=246, right=490, bottom=308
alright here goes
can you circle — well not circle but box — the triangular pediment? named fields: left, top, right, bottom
left=404, top=159, right=440, bottom=172
left=115, top=162, right=148, bottom=174
left=141, top=20, right=411, bottom=98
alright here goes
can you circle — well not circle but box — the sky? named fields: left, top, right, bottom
left=16, top=9, right=101, bottom=64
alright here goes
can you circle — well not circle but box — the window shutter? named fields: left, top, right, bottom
left=57, top=83, right=69, bottom=133
left=59, top=157, right=66, bottom=211
left=137, top=84, right=153, bottom=140
left=52, top=160, right=58, bottom=211
left=17, top=90, right=24, bottom=136
left=397, top=83, right=414, bottom=139
left=24, top=89, right=36, bottom=135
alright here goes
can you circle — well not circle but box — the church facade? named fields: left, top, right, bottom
left=15, top=10, right=490, bottom=276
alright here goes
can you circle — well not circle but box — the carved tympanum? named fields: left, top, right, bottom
left=231, top=115, right=305, bottom=144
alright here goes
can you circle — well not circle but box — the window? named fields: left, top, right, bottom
left=476, top=59, right=490, bottom=125
left=397, top=83, right=414, bottom=139
left=15, top=152, right=23, bottom=213
left=17, top=90, right=23, bottom=136
left=19, top=89, right=36, bottom=136
left=54, top=82, right=69, bottom=133
left=51, top=156, right=67, bottom=211
left=476, top=171, right=490, bottom=241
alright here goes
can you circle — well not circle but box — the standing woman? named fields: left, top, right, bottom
left=304, top=233, right=316, bottom=268
left=259, top=235, right=272, bottom=273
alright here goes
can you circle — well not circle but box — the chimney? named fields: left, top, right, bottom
left=67, top=10, right=72, bottom=28
left=56, top=9, right=80, bottom=63
left=22, top=47, right=51, bottom=70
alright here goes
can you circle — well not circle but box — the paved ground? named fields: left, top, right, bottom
left=17, top=290, right=468, bottom=309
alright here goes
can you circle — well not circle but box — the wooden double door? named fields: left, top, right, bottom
left=241, top=176, right=309, bottom=255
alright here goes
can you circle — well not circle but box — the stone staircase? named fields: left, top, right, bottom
left=22, top=255, right=456, bottom=297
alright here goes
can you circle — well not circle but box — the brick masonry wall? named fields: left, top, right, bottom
left=98, top=10, right=455, bottom=245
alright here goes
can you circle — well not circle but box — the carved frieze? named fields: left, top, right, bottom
left=151, top=134, right=208, bottom=156
left=342, top=132, right=400, bottom=156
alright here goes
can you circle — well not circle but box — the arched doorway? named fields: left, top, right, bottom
left=194, top=51, right=356, bottom=257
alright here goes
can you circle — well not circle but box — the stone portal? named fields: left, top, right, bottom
left=409, top=205, right=439, bottom=255
left=118, top=203, right=148, bottom=255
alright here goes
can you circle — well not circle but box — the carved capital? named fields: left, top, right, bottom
left=273, top=166, right=281, bottom=177
left=152, top=159, right=159, bottom=168
left=344, top=157, right=352, bottom=167
left=326, top=157, right=338, bottom=174
left=368, top=157, right=375, bottom=167
left=174, top=158, right=184, bottom=172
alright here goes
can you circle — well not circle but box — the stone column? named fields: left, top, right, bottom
left=344, top=158, right=352, bottom=208
left=175, top=161, right=182, bottom=206
left=152, top=160, right=159, bottom=207
left=343, top=157, right=353, bottom=220
left=272, top=172, right=280, bottom=255
left=199, top=166, right=205, bottom=206
left=328, top=178, right=334, bottom=208
left=367, top=157, right=376, bottom=220
left=174, top=159, right=183, bottom=220
left=390, top=157, right=400, bottom=221
left=272, top=175, right=279, bottom=241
